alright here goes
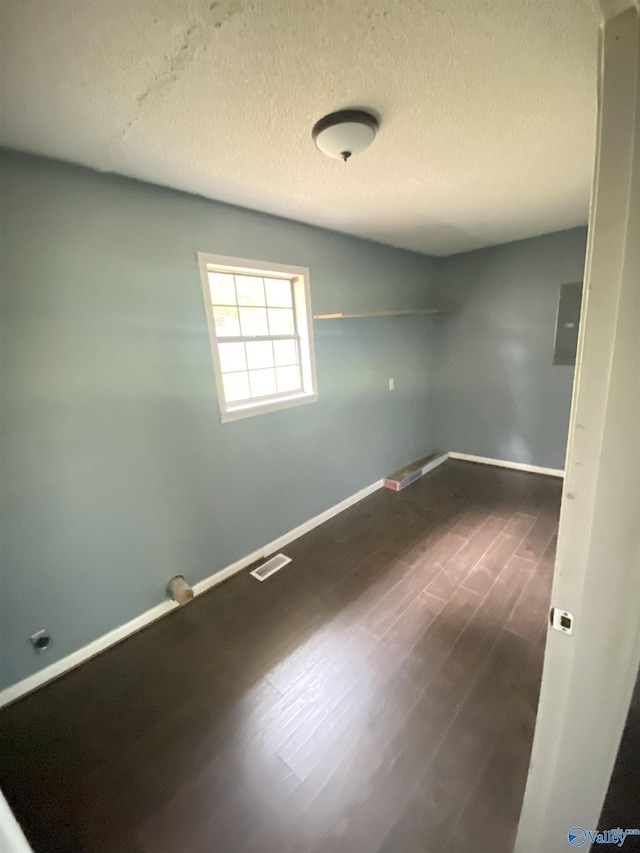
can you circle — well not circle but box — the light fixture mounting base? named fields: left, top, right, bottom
left=312, top=109, right=379, bottom=162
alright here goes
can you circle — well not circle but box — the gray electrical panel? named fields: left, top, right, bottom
left=553, top=282, right=583, bottom=366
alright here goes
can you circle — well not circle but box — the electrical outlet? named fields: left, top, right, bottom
left=29, top=629, right=52, bottom=654
left=389, top=378, right=395, bottom=391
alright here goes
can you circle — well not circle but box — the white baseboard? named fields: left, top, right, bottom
left=0, top=601, right=179, bottom=709
left=0, top=477, right=384, bottom=709
left=421, top=452, right=449, bottom=476
left=447, top=451, right=564, bottom=478
left=192, top=477, right=385, bottom=597
left=0, top=789, right=34, bottom=853
left=0, top=449, right=560, bottom=707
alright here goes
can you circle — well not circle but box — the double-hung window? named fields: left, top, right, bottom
left=197, top=253, right=318, bottom=422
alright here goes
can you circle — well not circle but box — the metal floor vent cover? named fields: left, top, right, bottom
left=250, top=553, right=292, bottom=581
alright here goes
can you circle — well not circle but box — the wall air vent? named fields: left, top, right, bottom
left=250, top=553, right=292, bottom=581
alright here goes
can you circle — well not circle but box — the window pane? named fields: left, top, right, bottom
left=249, top=368, right=277, bottom=398
left=246, top=340, right=274, bottom=370
left=223, top=371, right=250, bottom=403
left=265, top=278, right=293, bottom=308
left=276, top=365, right=301, bottom=393
left=273, top=339, right=298, bottom=366
left=214, top=306, right=240, bottom=337
left=235, top=275, right=265, bottom=306
left=218, top=342, right=247, bottom=373
left=239, top=307, right=269, bottom=337
left=268, top=308, right=295, bottom=336
left=208, top=272, right=236, bottom=305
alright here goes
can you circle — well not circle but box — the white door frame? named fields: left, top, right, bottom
left=515, top=2, right=640, bottom=849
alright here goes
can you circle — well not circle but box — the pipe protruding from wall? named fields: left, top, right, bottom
left=167, top=575, right=194, bottom=606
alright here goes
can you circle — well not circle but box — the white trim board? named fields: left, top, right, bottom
left=0, top=476, right=385, bottom=709
left=447, top=451, right=564, bottom=478
left=0, top=448, right=559, bottom=708
left=0, top=789, right=34, bottom=853
left=421, top=452, right=450, bottom=476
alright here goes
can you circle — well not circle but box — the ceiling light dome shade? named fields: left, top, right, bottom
left=312, top=109, right=379, bottom=161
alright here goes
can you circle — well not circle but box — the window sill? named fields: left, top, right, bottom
left=221, top=391, right=318, bottom=423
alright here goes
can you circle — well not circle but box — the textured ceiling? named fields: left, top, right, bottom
left=0, top=0, right=599, bottom=255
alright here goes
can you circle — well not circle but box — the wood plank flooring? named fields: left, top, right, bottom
left=0, top=460, right=562, bottom=853
left=596, top=666, right=640, bottom=847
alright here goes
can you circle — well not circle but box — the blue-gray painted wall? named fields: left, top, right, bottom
left=0, top=151, right=587, bottom=691
left=432, top=227, right=588, bottom=470
left=0, top=151, right=439, bottom=689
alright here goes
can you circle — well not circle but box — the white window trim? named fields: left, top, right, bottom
left=197, top=252, right=318, bottom=423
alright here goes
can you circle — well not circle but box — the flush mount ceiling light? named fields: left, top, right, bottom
left=312, top=109, right=379, bottom=162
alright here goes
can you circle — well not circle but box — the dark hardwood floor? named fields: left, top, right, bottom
left=0, top=460, right=562, bottom=853
left=595, top=666, right=640, bottom=850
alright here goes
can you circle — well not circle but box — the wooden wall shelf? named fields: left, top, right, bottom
left=313, top=307, right=450, bottom=319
